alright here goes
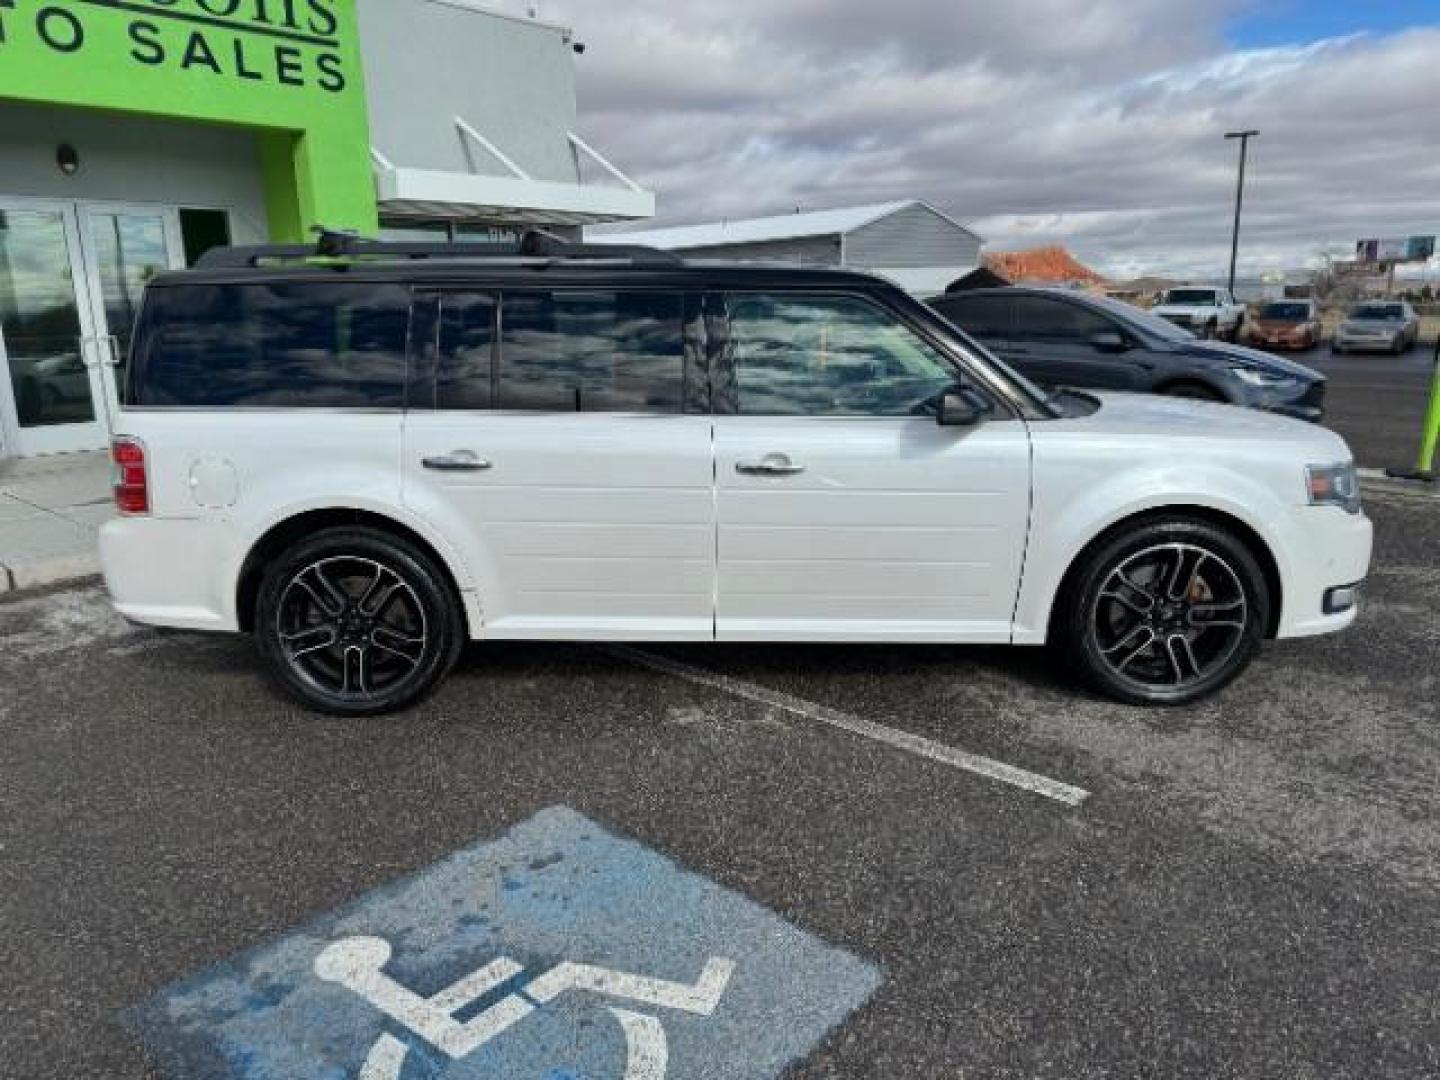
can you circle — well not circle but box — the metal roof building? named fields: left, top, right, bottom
left=596, top=200, right=982, bottom=295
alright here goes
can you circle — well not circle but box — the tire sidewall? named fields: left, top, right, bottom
left=1066, top=519, right=1270, bottom=706
left=255, top=527, right=464, bottom=717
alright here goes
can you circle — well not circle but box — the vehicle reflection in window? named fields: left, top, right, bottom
left=497, top=290, right=685, bottom=414
left=0, top=208, right=94, bottom=428
left=133, top=282, right=410, bottom=408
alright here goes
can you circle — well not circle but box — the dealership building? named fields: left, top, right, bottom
left=0, top=0, right=653, bottom=461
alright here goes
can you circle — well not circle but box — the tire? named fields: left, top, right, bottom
left=255, top=526, right=465, bottom=717
left=1056, top=517, right=1270, bottom=706
left=1201, top=321, right=1217, bottom=340
left=1160, top=382, right=1225, bottom=402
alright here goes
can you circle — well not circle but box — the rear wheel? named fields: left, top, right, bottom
left=255, top=527, right=465, bottom=716
left=1057, top=518, right=1270, bottom=706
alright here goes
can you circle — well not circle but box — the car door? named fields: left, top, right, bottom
left=711, top=291, right=1032, bottom=643
left=401, top=287, right=716, bottom=641
left=1007, top=294, right=1150, bottom=391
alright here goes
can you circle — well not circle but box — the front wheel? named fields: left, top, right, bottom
left=1057, top=519, right=1270, bottom=706
left=255, top=527, right=465, bottom=716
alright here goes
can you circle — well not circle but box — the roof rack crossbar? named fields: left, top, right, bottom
left=195, top=228, right=682, bottom=270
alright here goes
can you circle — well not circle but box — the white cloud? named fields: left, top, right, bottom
left=511, top=1, right=1439, bottom=278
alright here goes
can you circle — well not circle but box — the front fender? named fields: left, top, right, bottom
left=1013, top=459, right=1300, bottom=645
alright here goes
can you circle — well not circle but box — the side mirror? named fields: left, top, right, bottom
left=937, top=386, right=990, bottom=427
left=1090, top=330, right=1129, bottom=353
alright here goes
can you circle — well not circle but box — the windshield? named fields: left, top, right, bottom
left=1086, top=294, right=1197, bottom=341
left=1260, top=303, right=1310, bottom=321
left=1350, top=304, right=1403, bottom=321
left=1162, top=289, right=1219, bottom=305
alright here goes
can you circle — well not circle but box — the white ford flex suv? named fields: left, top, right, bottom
left=100, top=232, right=1372, bottom=716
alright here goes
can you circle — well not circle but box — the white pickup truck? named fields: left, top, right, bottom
left=1150, top=287, right=1246, bottom=341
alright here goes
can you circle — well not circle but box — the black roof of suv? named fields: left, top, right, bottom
left=166, top=228, right=898, bottom=293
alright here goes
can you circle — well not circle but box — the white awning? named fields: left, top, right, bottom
left=373, top=124, right=655, bottom=226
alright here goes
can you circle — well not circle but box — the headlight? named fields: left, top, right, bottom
left=1229, top=365, right=1297, bottom=388
left=1306, top=463, right=1362, bottom=514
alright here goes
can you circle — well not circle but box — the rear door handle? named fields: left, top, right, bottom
left=736, top=454, right=806, bottom=477
left=423, top=450, right=492, bottom=473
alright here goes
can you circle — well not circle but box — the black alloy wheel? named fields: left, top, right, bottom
left=256, top=527, right=464, bottom=716
left=1059, top=518, right=1269, bottom=705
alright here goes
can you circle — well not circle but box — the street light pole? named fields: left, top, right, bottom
left=1224, top=130, right=1259, bottom=297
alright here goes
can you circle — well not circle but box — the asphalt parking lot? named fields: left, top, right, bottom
left=1268, top=339, right=1437, bottom=471
left=2, top=483, right=1437, bottom=1080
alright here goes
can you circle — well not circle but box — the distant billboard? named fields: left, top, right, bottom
left=1355, top=236, right=1436, bottom=264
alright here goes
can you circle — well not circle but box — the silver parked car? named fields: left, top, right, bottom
left=1332, top=301, right=1420, bottom=355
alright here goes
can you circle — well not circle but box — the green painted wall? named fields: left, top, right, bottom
left=0, top=0, right=377, bottom=240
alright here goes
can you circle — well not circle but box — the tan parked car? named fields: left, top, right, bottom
left=1248, top=300, right=1322, bottom=351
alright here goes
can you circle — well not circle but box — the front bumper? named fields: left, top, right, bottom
left=1249, top=330, right=1313, bottom=350
left=1335, top=330, right=1400, bottom=351
left=1276, top=507, right=1373, bottom=639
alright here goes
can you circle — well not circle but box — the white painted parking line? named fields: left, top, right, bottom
left=606, top=646, right=1092, bottom=808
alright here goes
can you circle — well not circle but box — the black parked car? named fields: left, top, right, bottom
left=929, top=287, right=1327, bottom=422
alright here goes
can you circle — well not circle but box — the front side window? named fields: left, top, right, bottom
left=131, top=281, right=410, bottom=408
left=1010, top=296, right=1115, bottom=342
left=497, top=290, right=685, bottom=413
left=724, top=294, right=957, bottom=417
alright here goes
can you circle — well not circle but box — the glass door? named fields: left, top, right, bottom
left=77, top=204, right=184, bottom=424
left=0, top=200, right=110, bottom=458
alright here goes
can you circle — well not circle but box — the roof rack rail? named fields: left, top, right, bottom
left=195, top=226, right=683, bottom=270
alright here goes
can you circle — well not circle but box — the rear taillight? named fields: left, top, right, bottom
left=112, top=437, right=150, bottom=516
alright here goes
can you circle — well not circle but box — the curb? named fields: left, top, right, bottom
left=0, top=551, right=102, bottom=597
left=1359, top=469, right=1440, bottom=502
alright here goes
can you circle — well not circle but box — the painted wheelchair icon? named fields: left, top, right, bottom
left=314, top=936, right=736, bottom=1079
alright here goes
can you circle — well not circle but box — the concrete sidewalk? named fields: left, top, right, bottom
left=0, top=451, right=110, bottom=594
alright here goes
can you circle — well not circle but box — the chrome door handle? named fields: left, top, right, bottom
left=736, top=454, right=806, bottom=477
left=422, top=450, right=493, bottom=473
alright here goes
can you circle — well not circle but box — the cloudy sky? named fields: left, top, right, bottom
left=502, top=0, right=1438, bottom=280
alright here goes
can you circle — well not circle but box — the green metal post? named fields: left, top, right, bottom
left=1391, top=332, right=1440, bottom=481
left=1416, top=338, right=1440, bottom=475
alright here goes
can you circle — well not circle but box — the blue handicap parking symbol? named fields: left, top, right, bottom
left=124, top=807, right=882, bottom=1078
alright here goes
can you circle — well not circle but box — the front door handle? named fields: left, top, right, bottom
left=423, top=450, right=493, bottom=473
left=736, top=454, right=806, bottom=477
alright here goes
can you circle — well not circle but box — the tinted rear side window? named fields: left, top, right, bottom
left=497, top=290, right=685, bottom=413
left=131, top=282, right=410, bottom=408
